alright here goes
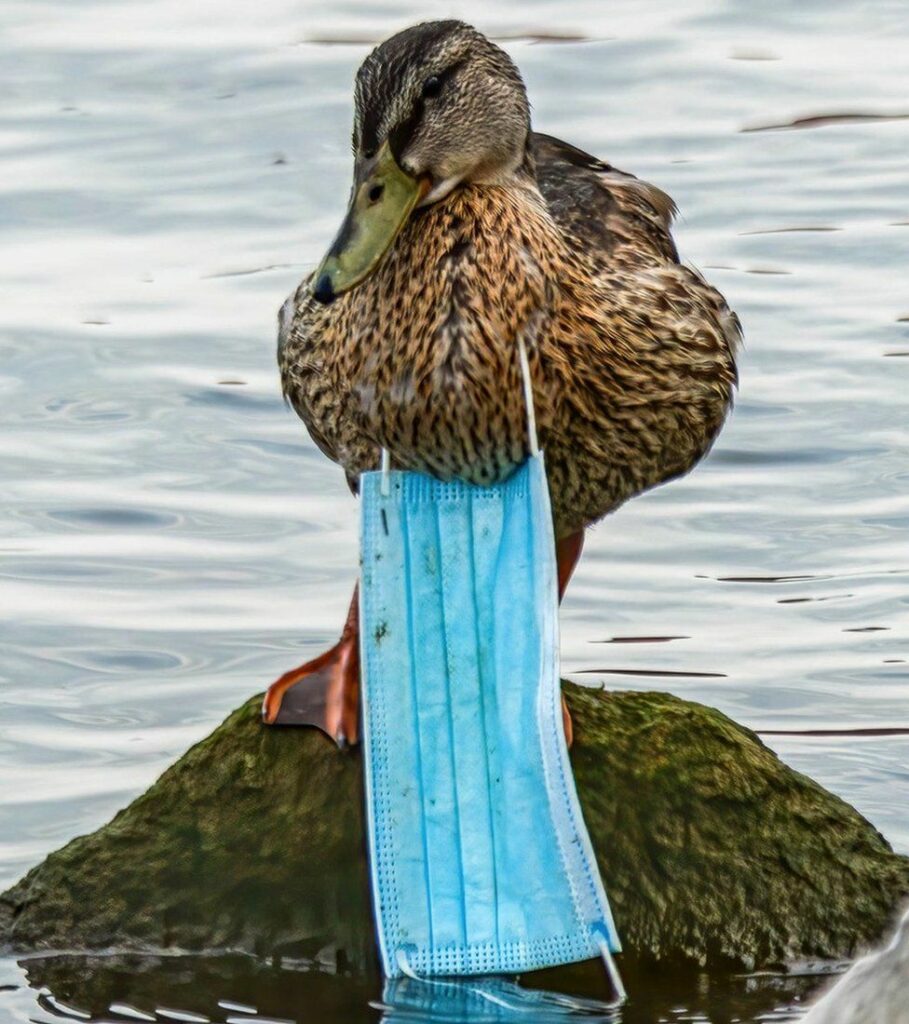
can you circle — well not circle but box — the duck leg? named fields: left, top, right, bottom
left=261, top=585, right=360, bottom=747
left=262, top=530, right=585, bottom=748
left=556, top=530, right=585, bottom=748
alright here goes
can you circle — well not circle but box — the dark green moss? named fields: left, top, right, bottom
left=2, top=686, right=906, bottom=970
left=566, top=686, right=909, bottom=967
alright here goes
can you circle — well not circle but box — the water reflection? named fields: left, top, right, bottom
left=0, top=953, right=825, bottom=1024
left=377, top=975, right=619, bottom=1022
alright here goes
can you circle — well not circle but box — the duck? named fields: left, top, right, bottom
left=262, top=20, right=740, bottom=746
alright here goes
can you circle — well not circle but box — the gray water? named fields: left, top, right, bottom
left=1, top=0, right=908, bottom=1021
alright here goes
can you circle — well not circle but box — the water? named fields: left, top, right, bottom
left=1, top=0, right=907, bottom=1021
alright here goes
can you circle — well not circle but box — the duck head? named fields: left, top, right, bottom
left=312, top=20, right=531, bottom=304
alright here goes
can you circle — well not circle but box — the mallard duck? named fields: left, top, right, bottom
left=263, top=20, right=740, bottom=744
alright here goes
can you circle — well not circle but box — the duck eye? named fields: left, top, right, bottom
left=421, top=75, right=442, bottom=98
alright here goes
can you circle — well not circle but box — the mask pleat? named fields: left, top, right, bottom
left=497, top=474, right=548, bottom=943
left=399, top=503, right=437, bottom=954
left=456, top=489, right=505, bottom=955
left=507, top=466, right=585, bottom=945
left=425, top=492, right=469, bottom=954
left=471, top=471, right=528, bottom=947
left=361, top=477, right=424, bottom=966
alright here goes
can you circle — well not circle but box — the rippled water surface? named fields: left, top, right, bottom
left=1, top=0, right=908, bottom=1021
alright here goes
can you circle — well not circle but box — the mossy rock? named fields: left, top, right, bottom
left=2, top=685, right=906, bottom=970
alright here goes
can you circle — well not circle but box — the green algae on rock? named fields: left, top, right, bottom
left=2, top=686, right=906, bottom=970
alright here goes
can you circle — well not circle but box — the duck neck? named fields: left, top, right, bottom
left=410, top=179, right=567, bottom=322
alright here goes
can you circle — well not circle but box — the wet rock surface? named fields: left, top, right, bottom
left=2, top=686, right=906, bottom=970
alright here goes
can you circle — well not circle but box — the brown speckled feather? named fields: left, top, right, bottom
left=279, top=133, right=740, bottom=537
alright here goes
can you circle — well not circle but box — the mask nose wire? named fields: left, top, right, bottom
left=378, top=332, right=540, bottom=496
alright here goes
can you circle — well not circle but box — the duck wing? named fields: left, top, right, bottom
left=532, top=131, right=679, bottom=265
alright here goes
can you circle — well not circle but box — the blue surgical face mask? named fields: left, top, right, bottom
left=358, top=450, right=622, bottom=985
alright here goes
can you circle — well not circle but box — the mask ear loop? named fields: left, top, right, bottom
left=394, top=946, right=420, bottom=980
left=519, top=336, right=625, bottom=1006
left=516, top=334, right=540, bottom=458
left=380, top=446, right=391, bottom=497
left=595, top=931, right=628, bottom=1004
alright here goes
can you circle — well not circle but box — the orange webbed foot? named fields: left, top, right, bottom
left=262, top=587, right=360, bottom=747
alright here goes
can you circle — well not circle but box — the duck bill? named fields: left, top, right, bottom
left=312, top=142, right=430, bottom=304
